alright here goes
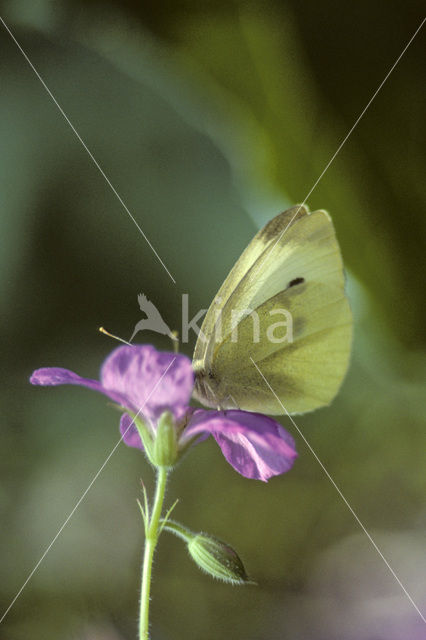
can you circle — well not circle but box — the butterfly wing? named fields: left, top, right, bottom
left=193, top=206, right=352, bottom=414
left=193, top=205, right=309, bottom=366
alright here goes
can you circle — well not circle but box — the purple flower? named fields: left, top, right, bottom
left=30, top=345, right=297, bottom=481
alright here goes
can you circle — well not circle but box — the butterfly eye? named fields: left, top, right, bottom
left=288, top=277, right=305, bottom=288
left=208, top=371, right=215, bottom=380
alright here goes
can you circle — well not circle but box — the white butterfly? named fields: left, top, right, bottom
left=193, top=205, right=352, bottom=414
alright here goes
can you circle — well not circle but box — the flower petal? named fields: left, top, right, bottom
left=119, top=413, right=143, bottom=450
left=184, top=410, right=297, bottom=481
left=29, top=367, right=128, bottom=406
left=100, top=345, right=194, bottom=419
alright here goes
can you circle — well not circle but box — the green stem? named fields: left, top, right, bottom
left=139, top=466, right=168, bottom=640
left=160, top=519, right=193, bottom=543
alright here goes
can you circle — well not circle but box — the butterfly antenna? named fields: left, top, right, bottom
left=99, top=327, right=133, bottom=346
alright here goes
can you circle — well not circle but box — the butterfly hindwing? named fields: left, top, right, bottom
left=210, top=281, right=352, bottom=414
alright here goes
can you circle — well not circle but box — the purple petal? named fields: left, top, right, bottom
left=100, top=345, right=194, bottom=419
left=119, top=413, right=143, bottom=450
left=184, top=410, right=297, bottom=481
left=30, top=367, right=128, bottom=406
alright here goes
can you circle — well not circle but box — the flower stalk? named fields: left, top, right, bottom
left=139, top=466, right=168, bottom=640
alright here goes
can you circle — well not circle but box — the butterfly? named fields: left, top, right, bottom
left=192, top=205, right=352, bottom=415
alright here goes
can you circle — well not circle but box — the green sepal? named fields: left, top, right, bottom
left=126, top=411, right=156, bottom=465
left=152, top=411, right=178, bottom=469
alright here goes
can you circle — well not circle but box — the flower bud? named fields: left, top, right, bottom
left=187, top=533, right=252, bottom=585
left=152, top=411, right=178, bottom=468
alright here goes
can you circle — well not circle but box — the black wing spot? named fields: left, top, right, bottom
left=288, top=277, right=305, bottom=288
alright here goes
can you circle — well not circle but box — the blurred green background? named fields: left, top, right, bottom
left=0, top=1, right=425, bottom=639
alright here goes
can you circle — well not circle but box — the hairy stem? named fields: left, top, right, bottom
left=139, top=466, right=168, bottom=640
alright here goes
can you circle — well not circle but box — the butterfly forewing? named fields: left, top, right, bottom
left=193, top=205, right=309, bottom=366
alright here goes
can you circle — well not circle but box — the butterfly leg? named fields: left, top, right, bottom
left=217, top=393, right=240, bottom=413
